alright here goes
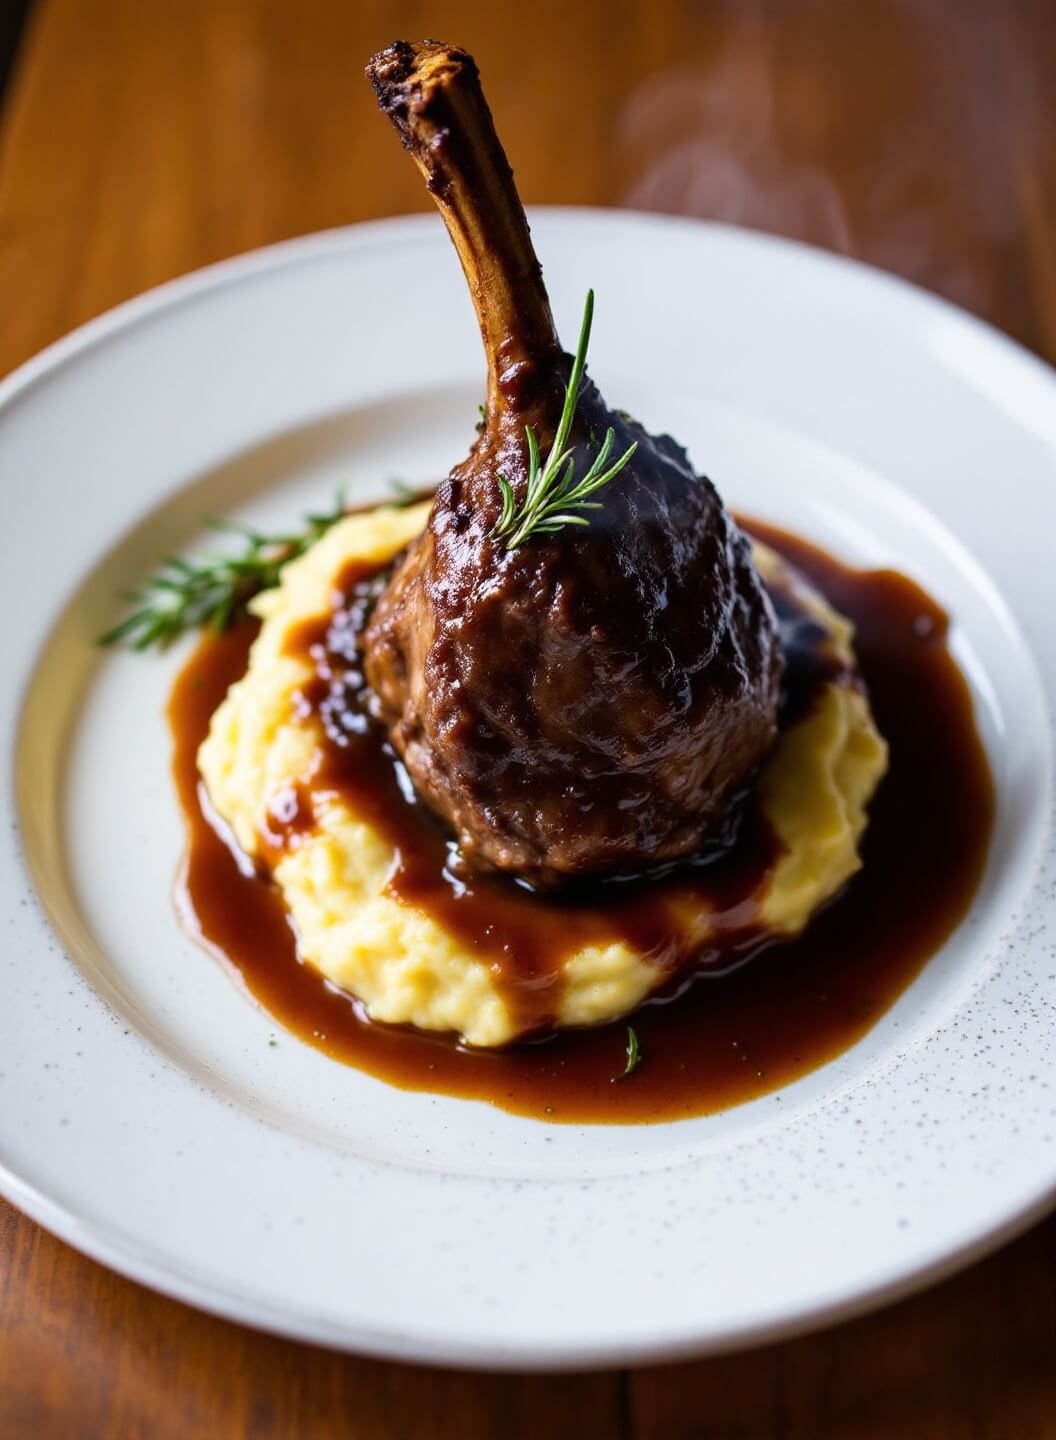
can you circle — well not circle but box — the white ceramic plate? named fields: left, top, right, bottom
left=3, top=211, right=1056, bottom=1370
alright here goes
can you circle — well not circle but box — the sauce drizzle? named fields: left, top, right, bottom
left=170, top=521, right=994, bottom=1123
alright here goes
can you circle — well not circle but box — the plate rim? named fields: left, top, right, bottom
left=3, top=209, right=1056, bottom=1369
left=4, top=1158, right=1054, bottom=1371
left=7, top=205, right=1056, bottom=405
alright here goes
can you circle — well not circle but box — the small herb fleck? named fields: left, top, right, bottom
left=616, top=1026, right=642, bottom=1081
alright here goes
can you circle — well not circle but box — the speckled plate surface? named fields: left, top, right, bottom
left=2, top=212, right=1056, bottom=1369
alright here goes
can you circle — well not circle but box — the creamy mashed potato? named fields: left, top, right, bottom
left=199, top=502, right=887, bottom=1046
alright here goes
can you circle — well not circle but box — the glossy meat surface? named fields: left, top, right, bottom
left=363, top=41, right=782, bottom=887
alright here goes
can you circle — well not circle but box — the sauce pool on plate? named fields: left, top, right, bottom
left=169, top=521, right=994, bottom=1123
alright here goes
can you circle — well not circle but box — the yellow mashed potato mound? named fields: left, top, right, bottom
left=199, top=501, right=887, bottom=1046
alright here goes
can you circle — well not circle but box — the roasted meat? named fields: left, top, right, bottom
left=363, top=40, right=783, bottom=889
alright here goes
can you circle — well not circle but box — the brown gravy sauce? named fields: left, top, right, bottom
left=170, top=519, right=994, bottom=1123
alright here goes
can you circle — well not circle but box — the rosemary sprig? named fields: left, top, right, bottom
left=492, top=290, right=637, bottom=550
left=99, top=492, right=349, bottom=651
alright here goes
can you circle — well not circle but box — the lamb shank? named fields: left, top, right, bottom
left=363, top=41, right=783, bottom=890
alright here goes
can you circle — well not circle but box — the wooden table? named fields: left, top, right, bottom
left=2, top=1, right=1055, bottom=1434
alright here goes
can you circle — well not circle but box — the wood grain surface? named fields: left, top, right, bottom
left=2, top=0, right=1055, bottom=1435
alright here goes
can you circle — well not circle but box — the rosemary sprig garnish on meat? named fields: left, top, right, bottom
left=492, top=290, right=637, bottom=550
left=99, top=492, right=350, bottom=651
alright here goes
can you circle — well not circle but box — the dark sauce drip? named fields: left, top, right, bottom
left=170, top=520, right=995, bottom=1123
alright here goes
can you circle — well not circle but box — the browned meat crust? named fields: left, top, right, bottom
left=364, top=42, right=782, bottom=888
